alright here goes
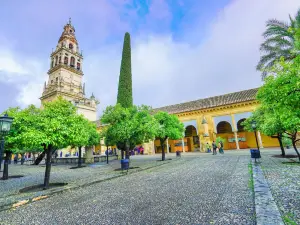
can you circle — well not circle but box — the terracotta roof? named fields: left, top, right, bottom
left=154, top=88, right=259, bottom=114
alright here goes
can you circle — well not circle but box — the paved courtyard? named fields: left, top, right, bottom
left=0, top=151, right=255, bottom=225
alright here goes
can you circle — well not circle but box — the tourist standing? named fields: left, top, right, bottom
left=206, top=142, right=211, bottom=153
left=212, top=141, right=217, bottom=155
left=219, top=141, right=224, bottom=154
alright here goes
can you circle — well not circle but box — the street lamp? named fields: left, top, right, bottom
left=251, top=120, right=260, bottom=150
left=0, top=114, right=14, bottom=171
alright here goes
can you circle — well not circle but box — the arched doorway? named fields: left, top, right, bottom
left=184, top=125, right=199, bottom=152
left=216, top=121, right=233, bottom=149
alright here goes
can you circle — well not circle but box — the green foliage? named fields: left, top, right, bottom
left=257, top=8, right=300, bottom=79
left=101, top=104, right=157, bottom=149
left=153, top=111, right=184, bottom=141
left=257, top=56, right=300, bottom=134
left=2, top=105, right=42, bottom=154
left=20, top=97, right=78, bottom=149
left=68, top=115, right=90, bottom=148
left=216, top=136, right=226, bottom=146
left=86, top=123, right=100, bottom=147
left=248, top=163, right=254, bottom=191
left=282, top=135, right=292, bottom=147
left=117, top=32, right=133, bottom=108
left=100, top=126, right=116, bottom=147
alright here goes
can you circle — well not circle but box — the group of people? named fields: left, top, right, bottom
left=206, top=141, right=224, bottom=155
left=132, top=146, right=144, bottom=155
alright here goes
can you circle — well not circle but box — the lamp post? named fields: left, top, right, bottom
left=0, top=114, right=14, bottom=172
left=251, top=120, right=260, bottom=150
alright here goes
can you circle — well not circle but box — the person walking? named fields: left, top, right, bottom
left=206, top=142, right=211, bottom=153
left=219, top=141, right=224, bottom=154
left=212, top=141, right=217, bottom=155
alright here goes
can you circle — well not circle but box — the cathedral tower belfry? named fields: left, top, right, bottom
left=40, top=19, right=99, bottom=121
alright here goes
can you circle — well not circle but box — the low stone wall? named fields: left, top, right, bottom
left=51, top=155, right=118, bottom=164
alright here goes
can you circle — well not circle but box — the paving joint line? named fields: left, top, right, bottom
left=252, top=160, right=284, bottom=225
left=0, top=159, right=175, bottom=212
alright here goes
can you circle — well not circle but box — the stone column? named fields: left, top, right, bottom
left=231, top=114, right=240, bottom=150
left=166, top=138, right=169, bottom=154
left=85, top=146, right=94, bottom=164
left=257, top=131, right=264, bottom=148
left=234, top=132, right=240, bottom=150
left=182, top=138, right=185, bottom=153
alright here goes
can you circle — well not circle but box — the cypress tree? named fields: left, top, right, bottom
left=117, top=32, right=133, bottom=108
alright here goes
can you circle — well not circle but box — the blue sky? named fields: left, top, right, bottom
left=0, top=0, right=299, bottom=115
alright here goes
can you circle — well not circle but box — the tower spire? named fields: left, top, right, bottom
left=69, top=17, right=71, bottom=25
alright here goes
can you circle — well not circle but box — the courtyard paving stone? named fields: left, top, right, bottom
left=0, top=151, right=255, bottom=225
left=0, top=155, right=175, bottom=210
left=259, top=149, right=300, bottom=224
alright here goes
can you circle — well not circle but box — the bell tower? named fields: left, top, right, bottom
left=40, top=18, right=99, bottom=121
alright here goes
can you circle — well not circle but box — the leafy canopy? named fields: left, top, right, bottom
left=153, top=111, right=184, bottom=141
left=257, top=8, right=300, bottom=79
left=2, top=105, right=42, bottom=153
left=20, top=97, right=79, bottom=149
left=101, top=104, right=157, bottom=147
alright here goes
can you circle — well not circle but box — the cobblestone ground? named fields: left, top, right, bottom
left=0, top=155, right=177, bottom=208
left=260, top=149, right=300, bottom=224
left=0, top=152, right=255, bottom=225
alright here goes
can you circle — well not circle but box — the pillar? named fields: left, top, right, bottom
left=234, top=132, right=240, bottom=150
left=257, top=131, right=264, bottom=148
left=181, top=138, right=185, bottom=153
left=85, top=146, right=94, bottom=164
left=166, top=138, right=169, bottom=154
left=231, top=114, right=240, bottom=150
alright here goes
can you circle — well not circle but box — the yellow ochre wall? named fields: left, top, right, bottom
left=174, top=100, right=279, bottom=150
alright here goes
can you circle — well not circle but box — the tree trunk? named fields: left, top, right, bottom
left=106, top=146, right=109, bottom=164
left=292, top=141, right=300, bottom=162
left=121, top=150, right=124, bottom=159
left=2, top=151, right=12, bottom=180
left=43, top=145, right=53, bottom=189
left=160, top=138, right=166, bottom=161
left=78, top=146, right=82, bottom=168
left=125, top=140, right=130, bottom=159
left=277, top=134, right=285, bottom=156
left=33, top=144, right=47, bottom=165
left=34, top=150, right=46, bottom=165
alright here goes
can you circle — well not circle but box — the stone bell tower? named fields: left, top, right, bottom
left=40, top=18, right=99, bottom=121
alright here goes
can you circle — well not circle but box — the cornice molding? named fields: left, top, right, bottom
left=48, top=64, right=83, bottom=76
left=176, top=100, right=259, bottom=118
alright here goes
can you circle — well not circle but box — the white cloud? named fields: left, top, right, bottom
left=84, top=0, right=299, bottom=115
left=0, top=46, right=47, bottom=108
left=1, top=0, right=300, bottom=115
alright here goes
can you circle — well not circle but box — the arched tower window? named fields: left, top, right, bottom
left=55, top=56, right=58, bottom=66
left=51, top=60, right=54, bottom=68
left=70, top=57, right=75, bottom=67
left=64, top=56, right=68, bottom=65
left=59, top=56, right=61, bottom=64
left=69, top=43, right=73, bottom=50
left=77, top=62, right=81, bottom=70
left=216, top=121, right=233, bottom=133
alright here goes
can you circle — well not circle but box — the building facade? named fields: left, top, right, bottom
left=151, top=88, right=279, bottom=154
left=40, top=19, right=98, bottom=121
left=95, top=88, right=280, bottom=155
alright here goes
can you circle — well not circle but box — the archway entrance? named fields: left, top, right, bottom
left=216, top=121, right=235, bottom=149
left=184, top=125, right=199, bottom=152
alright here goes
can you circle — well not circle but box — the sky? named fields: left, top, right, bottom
left=0, top=0, right=299, bottom=116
